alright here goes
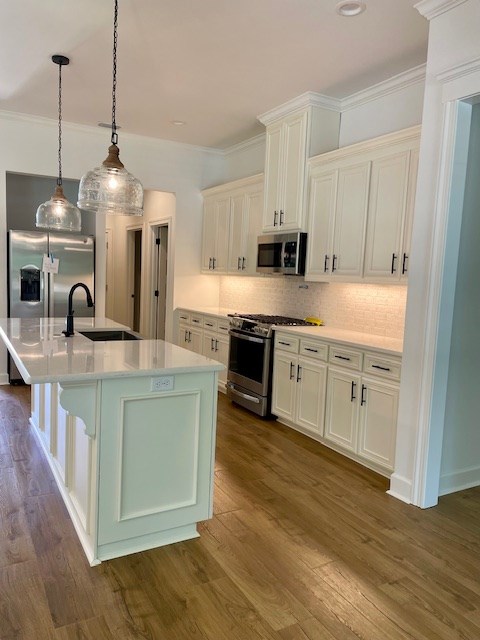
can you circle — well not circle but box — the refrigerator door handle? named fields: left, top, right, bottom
left=48, top=273, right=55, bottom=317
left=43, top=271, right=49, bottom=318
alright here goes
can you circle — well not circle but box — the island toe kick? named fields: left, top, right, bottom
left=30, top=372, right=218, bottom=565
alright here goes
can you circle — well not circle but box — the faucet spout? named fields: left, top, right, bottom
left=62, top=282, right=94, bottom=337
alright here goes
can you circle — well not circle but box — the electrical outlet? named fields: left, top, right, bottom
left=151, top=376, right=174, bottom=392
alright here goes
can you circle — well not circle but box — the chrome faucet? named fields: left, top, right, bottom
left=62, top=282, right=94, bottom=337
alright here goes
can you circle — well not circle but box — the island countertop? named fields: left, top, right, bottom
left=0, top=317, right=224, bottom=384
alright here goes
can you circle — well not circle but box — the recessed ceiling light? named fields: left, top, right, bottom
left=171, top=120, right=186, bottom=126
left=335, top=1, right=366, bottom=17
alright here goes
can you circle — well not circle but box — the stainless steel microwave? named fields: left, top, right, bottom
left=256, top=232, right=307, bottom=275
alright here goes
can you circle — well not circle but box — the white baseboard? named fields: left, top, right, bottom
left=387, top=472, right=412, bottom=504
left=439, top=465, right=480, bottom=496
left=0, top=374, right=10, bottom=385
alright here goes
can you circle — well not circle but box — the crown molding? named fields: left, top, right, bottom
left=341, top=64, right=426, bottom=111
left=414, top=0, right=468, bottom=20
left=257, top=92, right=341, bottom=126
left=436, top=56, right=480, bottom=82
left=201, top=172, right=264, bottom=196
left=223, top=132, right=265, bottom=156
left=0, top=109, right=224, bottom=156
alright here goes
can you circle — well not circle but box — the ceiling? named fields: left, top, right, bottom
left=0, top=0, right=428, bottom=149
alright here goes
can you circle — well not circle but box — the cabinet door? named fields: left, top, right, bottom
left=214, top=333, right=229, bottom=388
left=400, top=147, right=419, bottom=281
left=305, top=169, right=337, bottom=278
left=357, top=377, right=398, bottom=471
left=295, top=357, right=327, bottom=435
left=363, top=151, right=409, bottom=279
left=324, top=368, right=360, bottom=452
left=272, top=352, right=297, bottom=421
left=189, top=327, right=203, bottom=354
left=263, top=123, right=283, bottom=231
left=213, top=196, right=230, bottom=274
left=332, top=162, right=370, bottom=278
left=280, top=111, right=308, bottom=231
left=228, top=193, right=247, bottom=273
left=244, top=184, right=264, bottom=275
left=178, top=323, right=191, bottom=350
left=201, top=198, right=217, bottom=272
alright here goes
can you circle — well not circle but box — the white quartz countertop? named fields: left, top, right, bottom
left=273, top=325, right=403, bottom=356
left=177, top=306, right=238, bottom=318
left=0, top=317, right=224, bottom=384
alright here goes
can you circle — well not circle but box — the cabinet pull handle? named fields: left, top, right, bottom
left=188, top=331, right=192, bottom=343
left=372, top=364, right=391, bottom=372
left=296, top=365, right=302, bottom=382
left=237, top=257, right=241, bottom=270
left=279, top=341, right=291, bottom=346
left=391, top=253, right=397, bottom=274
left=184, top=329, right=188, bottom=342
left=332, top=254, right=337, bottom=272
left=208, top=257, right=212, bottom=270
left=215, top=340, right=219, bottom=352
left=334, top=354, right=351, bottom=361
left=274, top=210, right=278, bottom=226
left=289, top=362, right=295, bottom=380
left=304, top=347, right=318, bottom=353
left=324, top=255, right=329, bottom=273
left=212, top=257, right=216, bottom=270
left=402, top=252, right=408, bottom=274
left=192, top=319, right=200, bottom=324
left=361, top=384, right=367, bottom=406
left=205, top=322, right=213, bottom=327
left=351, top=381, right=356, bottom=401
left=180, top=316, right=188, bottom=321
left=242, top=257, right=246, bottom=270
left=211, top=337, right=215, bottom=351
left=279, top=210, right=284, bottom=225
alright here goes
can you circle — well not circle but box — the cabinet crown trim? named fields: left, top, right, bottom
left=308, top=125, right=421, bottom=168
left=258, top=92, right=341, bottom=126
left=414, top=0, right=467, bottom=20
left=201, top=173, right=264, bottom=197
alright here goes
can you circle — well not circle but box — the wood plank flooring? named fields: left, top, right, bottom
left=1, top=384, right=480, bottom=639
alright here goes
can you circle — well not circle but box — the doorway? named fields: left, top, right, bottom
left=127, top=227, right=143, bottom=333
left=151, top=224, right=168, bottom=340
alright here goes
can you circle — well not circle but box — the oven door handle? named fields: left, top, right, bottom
left=227, top=383, right=261, bottom=404
left=229, top=329, right=266, bottom=344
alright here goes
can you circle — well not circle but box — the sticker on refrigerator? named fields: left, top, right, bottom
left=42, top=254, right=60, bottom=274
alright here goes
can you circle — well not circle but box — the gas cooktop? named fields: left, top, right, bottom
left=228, top=313, right=314, bottom=337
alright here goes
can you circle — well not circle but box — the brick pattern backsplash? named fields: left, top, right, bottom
left=219, top=277, right=407, bottom=339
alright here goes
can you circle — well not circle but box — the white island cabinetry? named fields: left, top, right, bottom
left=1, top=317, right=223, bottom=566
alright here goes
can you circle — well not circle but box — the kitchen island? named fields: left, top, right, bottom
left=0, top=317, right=223, bottom=565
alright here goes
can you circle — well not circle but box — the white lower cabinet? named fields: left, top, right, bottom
left=176, top=309, right=230, bottom=391
left=272, top=335, right=327, bottom=436
left=273, top=331, right=401, bottom=475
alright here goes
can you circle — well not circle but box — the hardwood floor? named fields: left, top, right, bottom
left=1, top=385, right=480, bottom=639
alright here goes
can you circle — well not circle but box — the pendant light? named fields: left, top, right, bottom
left=36, top=55, right=82, bottom=232
left=77, top=0, right=143, bottom=216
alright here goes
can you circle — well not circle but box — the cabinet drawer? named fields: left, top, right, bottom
left=217, top=320, right=230, bottom=335
left=203, top=317, right=218, bottom=331
left=329, top=345, right=363, bottom=371
left=190, top=314, right=203, bottom=327
left=275, top=334, right=300, bottom=354
left=178, top=311, right=190, bottom=324
left=299, top=340, right=328, bottom=362
left=364, top=353, right=401, bottom=382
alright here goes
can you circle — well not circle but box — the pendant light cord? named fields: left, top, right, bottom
left=57, top=60, right=63, bottom=187
left=111, top=0, right=118, bottom=145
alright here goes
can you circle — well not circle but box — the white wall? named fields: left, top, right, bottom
left=391, top=0, right=480, bottom=506
left=0, top=111, right=225, bottom=379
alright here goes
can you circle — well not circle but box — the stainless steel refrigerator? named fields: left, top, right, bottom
left=8, top=230, right=95, bottom=383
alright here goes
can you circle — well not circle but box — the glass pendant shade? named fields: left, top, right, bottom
left=36, top=185, right=82, bottom=231
left=78, top=144, right=143, bottom=216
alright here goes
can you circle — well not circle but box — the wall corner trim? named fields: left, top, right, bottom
left=414, top=0, right=468, bottom=20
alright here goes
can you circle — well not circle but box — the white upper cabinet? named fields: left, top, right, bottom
left=202, top=174, right=264, bottom=275
left=263, top=111, right=308, bottom=232
left=258, top=94, right=341, bottom=234
left=305, top=126, right=420, bottom=283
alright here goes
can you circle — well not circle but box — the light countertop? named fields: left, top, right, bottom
left=273, top=325, right=403, bottom=356
left=0, top=317, right=224, bottom=384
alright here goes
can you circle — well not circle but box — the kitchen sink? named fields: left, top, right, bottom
left=79, top=330, right=141, bottom=342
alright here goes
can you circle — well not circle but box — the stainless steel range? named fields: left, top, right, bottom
left=227, top=314, right=313, bottom=417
